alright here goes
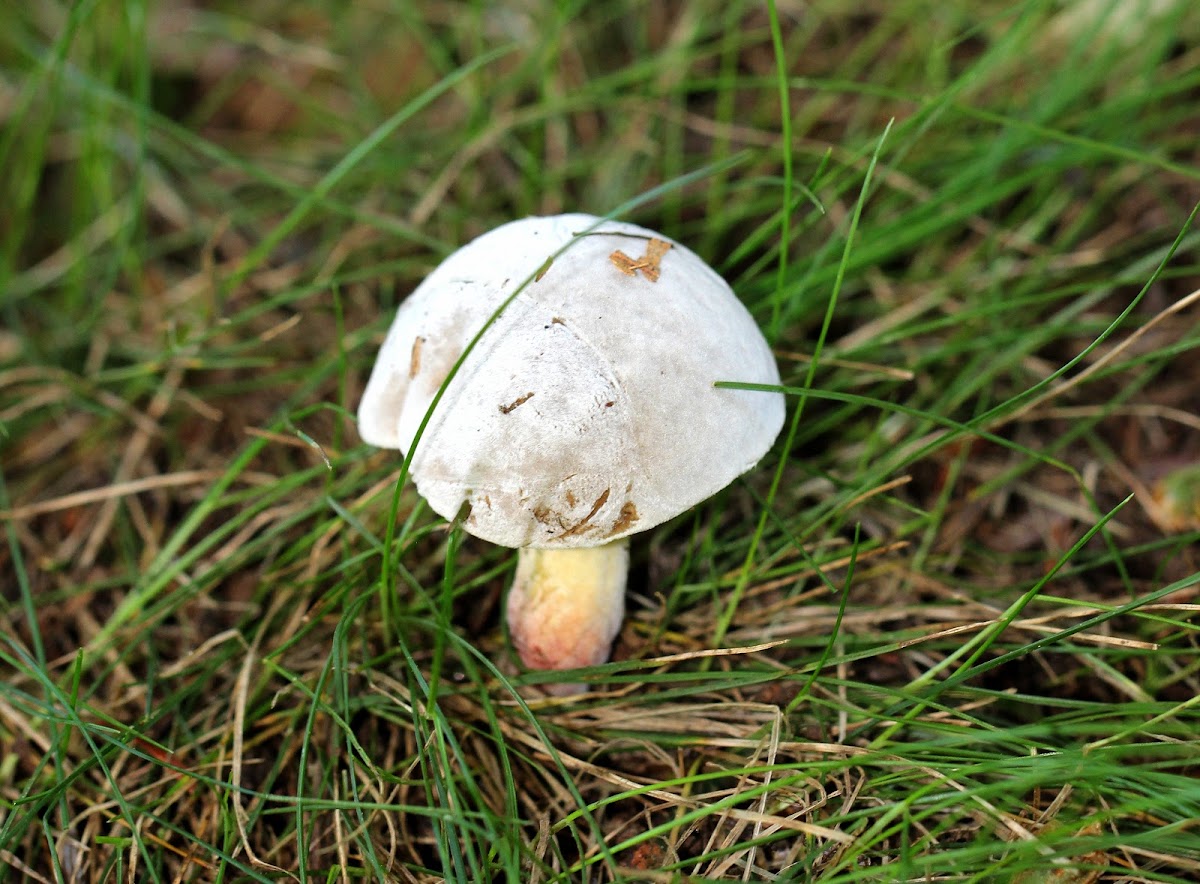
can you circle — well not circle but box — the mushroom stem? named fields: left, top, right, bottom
left=506, top=540, right=629, bottom=676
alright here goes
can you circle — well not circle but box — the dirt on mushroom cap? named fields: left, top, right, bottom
left=358, top=214, right=785, bottom=549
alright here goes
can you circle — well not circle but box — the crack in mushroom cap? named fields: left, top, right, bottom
left=358, top=214, right=785, bottom=549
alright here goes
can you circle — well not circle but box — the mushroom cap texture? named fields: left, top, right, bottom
left=358, top=214, right=785, bottom=549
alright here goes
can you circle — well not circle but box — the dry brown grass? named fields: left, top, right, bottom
left=3, top=0, right=1200, bottom=880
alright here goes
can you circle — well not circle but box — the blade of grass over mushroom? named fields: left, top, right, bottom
left=374, top=155, right=752, bottom=635
left=365, top=211, right=783, bottom=683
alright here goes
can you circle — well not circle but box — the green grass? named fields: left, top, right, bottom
left=3, top=0, right=1200, bottom=880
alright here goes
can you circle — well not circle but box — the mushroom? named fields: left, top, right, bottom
left=358, top=214, right=784, bottom=687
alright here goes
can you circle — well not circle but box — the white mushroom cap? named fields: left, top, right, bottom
left=358, top=213, right=784, bottom=549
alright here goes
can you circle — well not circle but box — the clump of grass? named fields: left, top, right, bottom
left=2, top=0, right=1200, bottom=880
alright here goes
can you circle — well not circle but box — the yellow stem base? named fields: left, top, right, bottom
left=506, top=541, right=629, bottom=680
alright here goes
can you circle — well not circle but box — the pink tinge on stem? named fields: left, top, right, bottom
left=509, top=594, right=621, bottom=671
left=506, top=542, right=629, bottom=677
